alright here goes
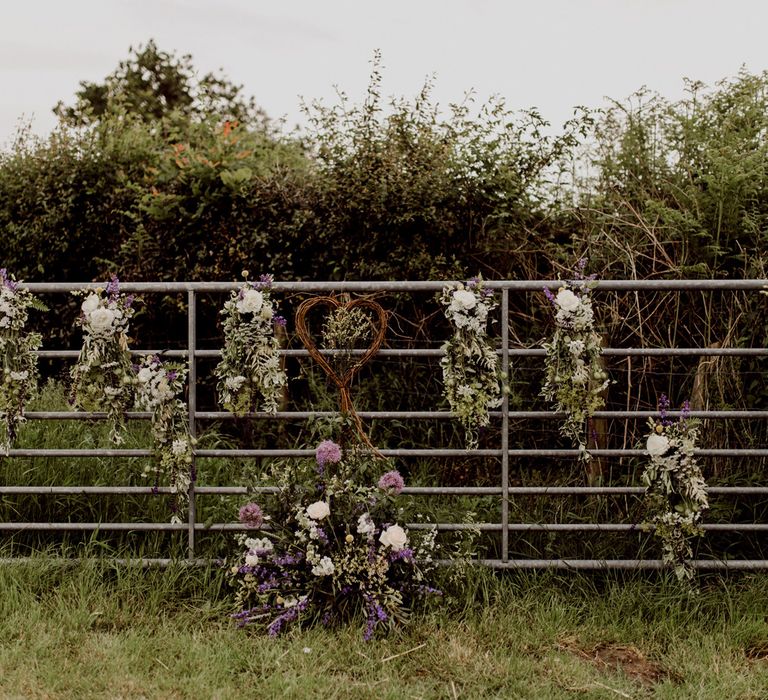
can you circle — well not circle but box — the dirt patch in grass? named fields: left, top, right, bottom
left=558, top=636, right=673, bottom=686
left=745, top=639, right=768, bottom=662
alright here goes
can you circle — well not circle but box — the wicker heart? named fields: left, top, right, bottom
left=295, top=296, right=387, bottom=388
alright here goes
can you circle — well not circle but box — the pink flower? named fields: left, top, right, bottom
left=378, top=470, right=405, bottom=494
left=238, top=502, right=264, bottom=529
left=315, top=440, right=342, bottom=469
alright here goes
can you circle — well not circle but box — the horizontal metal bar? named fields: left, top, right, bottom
left=20, top=279, right=768, bottom=293
left=6, top=449, right=152, bottom=457
left=1, top=485, right=766, bottom=496
left=4, top=521, right=764, bottom=533
left=1, top=556, right=766, bottom=570
left=9, top=447, right=765, bottom=458
left=22, top=409, right=768, bottom=422
left=191, top=448, right=768, bottom=458
left=34, top=347, right=768, bottom=360
left=445, top=559, right=768, bottom=570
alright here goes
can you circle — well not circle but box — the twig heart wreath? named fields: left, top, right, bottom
left=295, top=295, right=387, bottom=454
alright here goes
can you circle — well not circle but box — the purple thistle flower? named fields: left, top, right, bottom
left=316, top=440, right=342, bottom=469
left=238, top=502, right=264, bottom=529
left=273, top=315, right=287, bottom=327
left=377, top=470, right=405, bottom=494
left=166, top=370, right=178, bottom=381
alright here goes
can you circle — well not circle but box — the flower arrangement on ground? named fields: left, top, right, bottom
left=228, top=439, right=442, bottom=639
left=215, top=273, right=287, bottom=415
left=70, top=276, right=136, bottom=444
left=439, top=275, right=502, bottom=449
left=641, top=395, right=708, bottom=580
left=134, top=354, right=195, bottom=522
left=541, top=261, right=609, bottom=460
left=0, top=269, right=45, bottom=455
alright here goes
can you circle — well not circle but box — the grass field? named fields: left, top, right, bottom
left=0, top=559, right=766, bottom=699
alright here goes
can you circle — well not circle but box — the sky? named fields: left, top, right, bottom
left=2, top=0, right=767, bottom=147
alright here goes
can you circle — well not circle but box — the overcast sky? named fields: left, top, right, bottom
left=1, top=0, right=766, bottom=147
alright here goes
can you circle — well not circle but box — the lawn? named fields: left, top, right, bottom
left=1, top=559, right=766, bottom=699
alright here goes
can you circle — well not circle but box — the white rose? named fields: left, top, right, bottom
left=555, top=288, right=580, bottom=313
left=452, top=289, right=477, bottom=310
left=244, top=554, right=260, bottom=567
left=646, top=433, right=670, bottom=457
left=306, top=501, right=330, bottom=520
left=379, top=524, right=408, bottom=551
left=236, top=288, right=264, bottom=315
left=89, top=307, right=116, bottom=334
left=137, top=367, right=153, bottom=383
left=81, top=294, right=101, bottom=315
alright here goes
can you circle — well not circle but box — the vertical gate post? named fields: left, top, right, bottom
left=501, top=288, right=510, bottom=562
left=187, top=289, right=197, bottom=560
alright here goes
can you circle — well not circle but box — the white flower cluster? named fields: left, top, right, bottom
left=70, top=280, right=135, bottom=445
left=641, top=413, right=708, bottom=581
left=0, top=271, right=43, bottom=454
left=135, top=355, right=195, bottom=522
left=439, top=276, right=502, bottom=449
left=215, top=277, right=287, bottom=415
left=541, top=279, right=608, bottom=460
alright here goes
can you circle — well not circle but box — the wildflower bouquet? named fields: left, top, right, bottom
left=215, top=274, right=287, bottom=415
left=541, top=263, right=609, bottom=460
left=439, top=276, right=502, bottom=449
left=228, top=439, right=441, bottom=639
left=0, top=269, right=45, bottom=454
left=641, top=396, right=708, bottom=580
left=134, top=355, right=195, bottom=522
left=70, top=276, right=136, bottom=444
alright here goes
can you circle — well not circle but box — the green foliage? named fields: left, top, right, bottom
left=54, top=39, right=268, bottom=128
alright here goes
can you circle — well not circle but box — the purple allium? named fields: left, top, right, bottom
left=238, top=502, right=264, bottom=529
left=166, top=370, right=178, bottom=381
left=315, top=440, right=342, bottom=469
left=378, top=470, right=405, bottom=494
left=273, top=315, right=287, bottom=327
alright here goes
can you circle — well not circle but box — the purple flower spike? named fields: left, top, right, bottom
left=658, top=394, right=671, bottom=426
left=377, top=470, right=405, bottom=494
left=106, top=274, right=120, bottom=299
left=543, top=286, right=557, bottom=307
left=316, top=440, right=342, bottom=469
left=238, top=502, right=264, bottom=529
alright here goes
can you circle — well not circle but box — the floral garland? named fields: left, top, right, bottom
left=135, top=355, right=195, bottom=523
left=70, top=276, right=136, bottom=444
left=228, top=439, right=442, bottom=640
left=541, top=263, right=609, bottom=460
left=641, top=396, right=708, bottom=580
left=0, top=269, right=45, bottom=454
left=439, top=276, right=502, bottom=449
left=215, top=273, right=287, bottom=415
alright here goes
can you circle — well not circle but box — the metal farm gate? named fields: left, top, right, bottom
left=1, top=279, right=767, bottom=569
